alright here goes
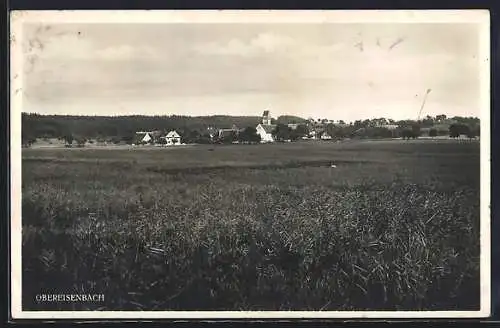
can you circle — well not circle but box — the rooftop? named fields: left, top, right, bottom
left=259, top=124, right=276, bottom=134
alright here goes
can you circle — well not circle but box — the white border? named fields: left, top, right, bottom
left=9, top=10, right=491, bottom=320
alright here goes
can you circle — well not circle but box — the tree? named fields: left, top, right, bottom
left=289, top=129, right=302, bottom=141
left=401, top=129, right=413, bottom=140
left=75, top=136, right=87, bottom=147
left=294, top=124, right=309, bottom=138
left=429, top=128, right=438, bottom=138
left=411, top=124, right=421, bottom=139
left=371, top=127, right=392, bottom=138
left=449, top=124, right=459, bottom=138
left=219, top=131, right=237, bottom=144
left=467, top=130, right=476, bottom=140
left=449, top=124, right=470, bottom=138
left=372, top=118, right=388, bottom=126
left=473, top=125, right=480, bottom=138
left=121, top=134, right=134, bottom=145
left=422, top=115, right=434, bottom=127
left=110, top=136, right=121, bottom=144
left=326, top=123, right=348, bottom=139
left=22, top=130, right=37, bottom=148
left=63, top=133, right=74, bottom=146
left=239, top=127, right=261, bottom=143
left=436, top=114, right=447, bottom=122
left=158, top=137, right=168, bottom=145
left=186, top=130, right=201, bottom=144
left=353, top=120, right=363, bottom=129
left=197, top=133, right=213, bottom=144
left=273, top=124, right=291, bottom=142
left=401, top=126, right=420, bottom=140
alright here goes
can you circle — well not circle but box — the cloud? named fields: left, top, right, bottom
left=25, top=34, right=94, bottom=60
left=95, top=44, right=160, bottom=60
left=195, top=38, right=255, bottom=56
left=249, top=32, right=295, bottom=53
left=25, top=32, right=160, bottom=62
left=194, top=32, right=297, bottom=57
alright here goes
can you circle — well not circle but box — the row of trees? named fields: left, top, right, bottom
left=211, top=127, right=262, bottom=144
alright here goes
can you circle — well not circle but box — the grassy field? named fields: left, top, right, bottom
left=21, top=139, right=481, bottom=311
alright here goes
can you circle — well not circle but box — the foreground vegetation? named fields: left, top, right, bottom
left=22, top=140, right=480, bottom=311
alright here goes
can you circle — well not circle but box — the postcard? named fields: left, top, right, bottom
left=10, top=9, right=491, bottom=319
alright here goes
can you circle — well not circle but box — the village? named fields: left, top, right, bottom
left=21, top=110, right=480, bottom=149
left=133, top=110, right=337, bottom=146
left=131, top=109, right=478, bottom=147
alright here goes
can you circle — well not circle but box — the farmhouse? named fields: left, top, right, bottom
left=135, top=131, right=164, bottom=144
left=308, top=130, right=318, bottom=140
left=256, top=110, right=276, bottom=143
left=218, top=124, right=240, bottom=142
left=379, top=124, right=399, bottom=130
left=162, top=130, right=182, bottom=145
left=135, top=131, right=154, bottom=144
left=320, top=132, right=332, bottom=140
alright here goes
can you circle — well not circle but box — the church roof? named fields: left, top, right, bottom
left=258, top=124, right=276, bottom=134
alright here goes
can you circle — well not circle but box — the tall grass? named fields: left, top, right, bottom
left=21, top=141, right=480, bottom=310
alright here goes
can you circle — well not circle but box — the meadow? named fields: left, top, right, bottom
left=21, top=139, right=481, bottom=311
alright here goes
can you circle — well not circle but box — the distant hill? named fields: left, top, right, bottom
left=275, top=115, right=307, bottom=124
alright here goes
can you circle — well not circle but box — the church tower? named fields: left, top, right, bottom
left=262, top=110, right=272, bottom=125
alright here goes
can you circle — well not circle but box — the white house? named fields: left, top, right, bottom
left=256, top=124, right=275, bottom=143
left=320, top=132, right=332, bottom=140
left=379, top=124, right=399, bottom=130
left=163, top=130, right=182, bottom=145
left=136, top=131, right=153, bottom=144
left=309, top=130, right=317, bottom=140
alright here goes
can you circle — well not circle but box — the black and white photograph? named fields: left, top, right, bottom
left=10, top=10, right=490, bottom=319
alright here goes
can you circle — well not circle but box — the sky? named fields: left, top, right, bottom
left=20, top=22, right=481, bottom=122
